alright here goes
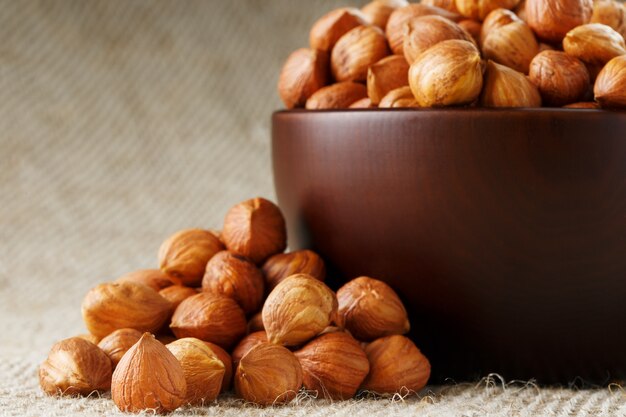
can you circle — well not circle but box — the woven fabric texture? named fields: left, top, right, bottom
left=0, top=1, right=624, bottom=415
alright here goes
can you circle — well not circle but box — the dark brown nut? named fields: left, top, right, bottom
left=526, top=0, right=593, bottom=43
left=231, top=331, right=268, bottom=369
left=278, top=48, right=329, bottom=109
left=529, top=50, right=591, bottom=106
left=97, top=328, right=143, bottom=370
left=261, top=249, right=326, bottom=292
left=331, top=25, right=390, bottom=83
left=309, top=8, right=368, bottom=52
left=306, top=82, right=369, bottom=109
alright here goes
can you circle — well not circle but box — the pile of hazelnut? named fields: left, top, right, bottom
left=278, top=0, right=626, bottom=110
left=39, top=198, right=430, bottom=413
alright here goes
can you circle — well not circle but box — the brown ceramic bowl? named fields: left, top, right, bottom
left=272, top=109, right=626, bottom=384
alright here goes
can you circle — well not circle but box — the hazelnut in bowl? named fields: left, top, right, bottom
left=272, top=107, right=626, bottom=384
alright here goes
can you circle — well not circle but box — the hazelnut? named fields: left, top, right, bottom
left=591, top=0, right=626, bottom=39
left=563, top=23, right=626, bottom=67
left=247, top=311, right=265, bottom=333
left=594, top=55, right=626, bottom=108
left=278, top=48, right=329, bottom=109
left=563, top=101, right=601, bottom=109
left=331, top=25, right=390, bottom=83
left=306, top=82, right=369, bottom=109
left=231, top=331, right=268, bottom=368
left=222, top=197, right=287, bottom=264
left=202, top=250, right=265, bottom=314
left=336, top=276, right=410, bottom=341
left=403, top=15, right=475, bottom=65
left=514, top=0, right=527, bottom=21
left=159, top=285, right=198, bottom=313
left=261, top=249, right=326, bottom=291
left=170, top=292, right=247, bottom=349
left=39, top=337, right=112, bottom=396
left=378, top=86, right=420, bottom=108
left=367, top=55, right=410, bottom=105
left=386, top=4, right=462, bottom=55
left=529, top=50, right=591, bottom=106
left=408, top=39, right=484, bottom=107
left=81, top=281, right=171, bottom=338
left=455, top=0, right=521, bottom=21
left=76, top=333, right=101, bottom=344
left=480, top=8, right=521, bottom=46
left=309, top=8, right=368, bottom=52
left=112, top=333, right=186, bottom=413
left=481, top=60, right=542, bottom=107
left=362, top=0, right=410, bottom=29
left=458, top=19, right=483, bottom=44
left=526, top=0, right=593, bottom=43
left=482, top=20, right=539, bottom=73
left=263, top=274, right=337, bottom=346
left=294, top=332, right=370, bottom=400
left=349, top=97, right=376, bottom=108
left=203, top=341, right=233, bottom=393
left=421, top=0, right=460, bottom=13
left=234, top=343, right=303, bottom=405
left=158, top=229, right=224, bottom=286
left=97, top=328, right=142, bottom=369
left=116, top=269, right=177, bottom=291
left=361, top=335, right=431, bottom=394
left=166, top=338, right=225, bottom=404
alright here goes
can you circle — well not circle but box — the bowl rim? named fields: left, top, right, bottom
left=273, top=107, right=626, bottom=116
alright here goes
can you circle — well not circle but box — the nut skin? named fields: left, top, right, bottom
left=367, top=55, right=410, bottom=105
left=261, top=249, right=326, bottom=292
left=247, top=311, right=265, bottom=333
left=361, top=335, right=431, bottom=394
left=563, top=23, right=626, bottom=67
left=482, top=20, right=539, bottom=74
left=386, top=4, right=462, bottom=55
left=361, top=0, right=410, bottom=29
left=306, top=82, right=369, bottom=109
left=97, top=328, right=143, bottom=370
left=331, top=25, right=390, bottom=83
left=203, top=341, right=233, bottom=393
left=403, top=15, right=476, bottom=65
left=159, top=285, right=198, bottom=313
left=81, top=281, right=171, bottom=338
left=422, top=0, right=460, bottom=13
left=526, top=0, right=593, bottom=43
left=336, top=276, right=410, bottom=341
left=594, top=55, right=626, bottom=108
left=309, top=8, right=368, bottom=52
left=234, top=342, right=303, bottom=406
left=481, top=60, right=542, bottom=107
left=591, top=0, right=626, bottom=39
left=408, top=39, right=484, bottom=107
left=378, top=86, right=420, bottom=107
left=39, top=337, right=112, bottom=396
left=455, top=0, right=521, bottom=21
left=76, top=333, right=101, bottom=344
left=202, top=250, right=265, bottom=314
left=112, top=333, right=186, bottom=413
left=529, top=50, right=591, bottom=106
left=294, top=332, right=370, bottom=400
left=116, top=269, right=177, bottom=291
left=166, top=338, right=225, bottom=405
left=231, top=331, right=268, bottom=369
left=263, top=274, right=338, bottom=347
left=480, top=8, right=521, bottom=46
left=158, top=229, right=224, bottom=286
left=349, top=97, right=376, bottom=108
left=222, top=197, right=287, bottom=265
left=458, top=19, right=483, bottom=44
left=170, top=292, right=247, bottom=350
left=278, top=48, right=329, bottom=109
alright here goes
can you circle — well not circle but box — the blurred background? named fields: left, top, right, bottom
left=0, top=0, right=366, bottom=354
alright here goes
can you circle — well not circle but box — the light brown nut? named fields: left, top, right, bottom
left=261, top=249, right=326, bottom=292
left=529, top=50, right=591, bottom=106
left=526, top=0, right=593, bottom=43
left=590, top=0, right=626, bottom=39
left=202, top=250, right=265, bottom=314
left=39, top=337, right=112, bottom=396
left=361, top=335, right=431, bottom=394
left=81, top=281, right=171, bottom=338
left=403, top=15, right=475, bottom=65
left=263, top=274, right=337, bottom=346
left=116, top=269, right=177, bottom=291
left=97, top=328, right=142, bottom=370
left=166, top=338, right=225, bottom=405
left=222, top=197, right=287, bottom=264
left=158, top=229, right=224, bottom=286
left=349, top=97, right=376, bottom=108
left=362, top=0, right=410, bottom=29
left=159, top=285, right=198, bottom=313
left=331, top=25, right=390, bottom=82
left=112, top=333, right=186, bottom=413
left=408, top=39, right=483, bottom=107
left=480, top=8, right=521, bottom=46
left=378, top=86, right=420, bottom=108
left=202, top=341, right=233, bottom=393
left=278, top=48, right=329, bottom=109
left=294, top=332, right=369, bottom=400
left=306, top=82, right=369, bottom=109
left=336, top=276, right=410, bottom=341
left=563, top=23, right=626, bottom=66
left=309, top=8, right=368, bottom=52
left=482, top=20, right=539, bottom=73
left=231, top=331, right=268, bottom=369
left=422, top=0, right=460, bottom=13
left=170, top=292, right=247, bottom=350
left=481, top=60, right=542, bottom=107
left=455, top=0, right=520, bottom=21
left=594, top=54, right=626, bottom=108
left=234, top=343, right=303, bottom=406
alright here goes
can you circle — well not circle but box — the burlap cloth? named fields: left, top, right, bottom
left=0, top=1, right=624, bottom=415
